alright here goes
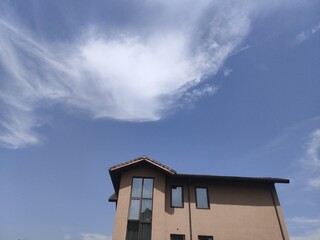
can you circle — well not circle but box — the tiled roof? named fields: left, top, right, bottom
left=109, top=155, right=176, bottom=174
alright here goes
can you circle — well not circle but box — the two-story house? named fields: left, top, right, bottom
left=109, top=156, right=290, bottom=240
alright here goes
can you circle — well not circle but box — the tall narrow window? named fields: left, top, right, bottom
left=171, top=186, right=183, bottom=208
left=126, top=178, right=153, bottom=240
left=195, top=187, right=209, bottom=209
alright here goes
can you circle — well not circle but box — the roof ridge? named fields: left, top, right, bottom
left=109, top=155, right=177, bottom=174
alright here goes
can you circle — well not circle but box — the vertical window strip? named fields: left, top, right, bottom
left=127, top=177, right=154, bottom=240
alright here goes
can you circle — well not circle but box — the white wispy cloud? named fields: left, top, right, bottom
left=291, top=228, right=320, bottom=240
left=302, top=129, right=320, bottom=168
left=294, top=23, right=320, bottom=45
left=288, top=217, right=320, bottom=225
left=183, top=84, right=219, bottom=103
left=301, top=128, right=320, bottom=190
left=0, top=1, right=253, bottom=148
left=223, top=67, right=233, bottom=77
left=227, top=45, right=250, bottom=57
left=307, top=178, right=320, bottom=189
left=81, top=233, right=112, bottom=240
left=0, top=1, right=297, bottom=148
left=64, top=234, right=72, bottom=240
left=288, top=216, right=320, bottom=240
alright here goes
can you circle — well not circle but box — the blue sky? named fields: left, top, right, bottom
left=0, top=0, right=319, bottom=239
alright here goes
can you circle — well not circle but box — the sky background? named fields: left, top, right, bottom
left=0, top=0, right=319, bottom=240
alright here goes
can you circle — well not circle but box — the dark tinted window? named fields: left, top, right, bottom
left=126, top=221, right=139, bottom=240
left=196, top=187, right=209, bottom=209
left=171, top=186, right=183, bottom=207
left=171, top=234, right=185, bottom=240
left=140, top=223, right=151, bottom=240
left=198, top=236, right=213, bottom=240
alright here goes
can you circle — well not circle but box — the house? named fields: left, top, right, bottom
left=109, top=156, right=290, bottom=240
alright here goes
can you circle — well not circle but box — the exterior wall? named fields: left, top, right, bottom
left=271, top=186, right=290, bottom=240
left=165, top=179, right=191, bottom=238
left=165, top=179, right=290, bottom=240
left=112, top=167, right=289, bottom=240
left=111, top=166, right=166, bottom=240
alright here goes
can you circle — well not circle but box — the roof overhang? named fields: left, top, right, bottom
left=175, top=173, right=290, bottom=184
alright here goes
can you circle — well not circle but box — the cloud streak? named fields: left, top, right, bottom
left=81, top=233, right=111, bottom=240
left=302, top=129, right=320, bottom=168
left=291, top=228, right=320, bottom=240
left=294, top=23, right=320, bottom=45
left=288, top=217, right=320, bottom=225
left=300, top=128, right=320, bottom=190
left=289, top=218, right=320, bottom=240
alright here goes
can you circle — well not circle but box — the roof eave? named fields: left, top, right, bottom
left=175, top=173, right=290, bottom=184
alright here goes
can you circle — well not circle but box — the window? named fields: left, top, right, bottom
left=171, top=234, right=185, bottom=240
left=171, top=185, right=183, bottom=208
left=198, top=236, right=213, bottom=240
left=126, top=178, right=153, bottom=240
left=195, top=187, right=209, bottom=209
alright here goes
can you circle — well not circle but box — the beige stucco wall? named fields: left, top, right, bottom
left=164, top=179, right=191, bottom=238
left=111, top=166, right=289, bottom=240
left=165, top=178, right=289, bottom=240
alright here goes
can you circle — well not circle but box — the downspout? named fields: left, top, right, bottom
left=270, top=184, right=286, bottom=240
left=187, top=177, right=193, bottom=240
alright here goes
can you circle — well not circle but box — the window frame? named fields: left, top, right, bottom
left=195, top=186, right=210, bottom=209
left=170, top=234, right=185, bottom=240
left=170, top=185, right=184, bottom=208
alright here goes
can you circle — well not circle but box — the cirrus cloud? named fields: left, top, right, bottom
left=81, top=233, right=111, bottom=240
left=0, top=1, right=292, bottom=148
